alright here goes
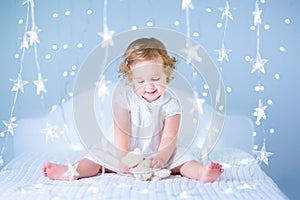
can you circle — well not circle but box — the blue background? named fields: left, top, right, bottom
left=1, top=0, right=299, bottom=199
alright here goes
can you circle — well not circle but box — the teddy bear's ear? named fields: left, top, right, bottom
left=121, top=148, right=143, bottom=168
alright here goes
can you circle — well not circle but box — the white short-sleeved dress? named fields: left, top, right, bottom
left=87, top=80, right=196, bottom=169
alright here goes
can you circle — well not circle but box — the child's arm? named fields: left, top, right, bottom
left=114, top=103, right=131, bottom=159
left=152, top=114, right=181, bottom=168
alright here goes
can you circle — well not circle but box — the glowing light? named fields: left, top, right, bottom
left=181, top=42, right=202, bottom=64
left=253, top=131, right=257, bottom=137
left=250, top=25, right=256, bottom=30
left=63, top=44, right=69, bottom=49
left=264, top=24, right=270, bottom=30
left=267, top=99, right=273, bottom=105
left=50, top=105, right=57, bottom=113
left=62, top=71, right=68, bottom=77
left=253, top=143, right=274, bottom=165
left=226, top=87, right=232, bottom=93
left=52, top=44, right=58, bottom=50
left=181, top=0, right=194, bottom=10
left=270, top=128, right=275, bottom=134
left=15, top=54, right=20, bottom=59
left=253, top=145, right=258, bottom=150
left=284, top=18, right=291, bottom=24
left=203, top=84, right=209, bottom=89
left=45, top=54, right=51, bottom=59
left=202, top=92, right=208, bottom=97
left=146, top=21, right=153, bottom=27
left=87, top=9, right=93, bottom=15
left=275, top=73, right=280, bottom=80
left=279, top=46, right=285, bottom=52
left=216, top=22, right=223, bottom=28
left=71, top=65, right=77, bottom=70
left=77, top=43, right=83, bottom=49
left=131, top=25, right=137, bottom=30
left=174, top=20, right=180, bottom=26
left=205, top=8, right=212, bottom=13
left=245, top=56, right=251, bottom=61
left=193, top=32, right=199, bottom=37
left=52, top=13, right=59, bottom=18
left=65, top=11, right=71, bottom=16
left=254, top=99, right=268, bottom=123
left=64, top=162, right=80, bottom=181
left=18, top=19, right=24, bottom=24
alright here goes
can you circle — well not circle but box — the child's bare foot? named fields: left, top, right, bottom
left=200, top=162, right=223, bottom=183
left=42, top=162, right=79, bottom=181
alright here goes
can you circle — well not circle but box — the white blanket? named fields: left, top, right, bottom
left=0, top=148, right=288, bottom=200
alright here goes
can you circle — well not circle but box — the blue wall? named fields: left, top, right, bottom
left=1, top=0, right=299, bottom=199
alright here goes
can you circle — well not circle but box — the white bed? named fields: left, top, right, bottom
left=0, top=148, right=288, bottom=200
left=0, top=88, right=288, bottom=199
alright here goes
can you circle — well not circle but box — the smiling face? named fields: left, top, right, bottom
left=131, top=57, right=167, bottom=103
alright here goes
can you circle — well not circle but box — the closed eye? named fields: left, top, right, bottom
left=152, top=77, right=160, bottom=81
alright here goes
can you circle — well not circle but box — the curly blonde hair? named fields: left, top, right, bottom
left=119, top=37, right=176, bottom=83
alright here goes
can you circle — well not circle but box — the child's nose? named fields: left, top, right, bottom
left=145, top=82, right=155, bottom=89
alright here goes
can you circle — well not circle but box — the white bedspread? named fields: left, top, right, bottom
left=0, top=148, right=288, bottom=200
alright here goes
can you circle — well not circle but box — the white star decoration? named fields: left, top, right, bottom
left=34, top=73, right=47, bottom=96
left=188, top=92, right=205, bottom=114
left=10, top=74, right=29, bottom=93
left=219, top=1, right=233, bottom=20
left=252, top=3, right=262, bottom=26
left=2, top=120, right=18, bottom=136
left=98, top=24, right=115, bottom=48
left=250, top=53, right=268, bottom=74
left=20, top=34, right=29, bottom=50
left=214, top=44, right=232, bottom=62
left=40, top=122, right=59, bottom=142
left=64, top=162, right=80, bottom=181
left=181, top=0, right=194, bottom=10
left=181, top=42, right=202, bottom=64
left=96, top=76, right=110, bottom=98
left=253, top=143, right=274, bottom=165
left=254, top=99, right=267, bottom=123
left=27, top=26, right=41, bottom=46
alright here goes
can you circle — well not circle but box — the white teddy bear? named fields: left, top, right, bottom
left=121, top=148, right=171, bottom=181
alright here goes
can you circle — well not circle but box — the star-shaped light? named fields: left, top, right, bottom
left=219, top=1, right=233, bottom=20
left=214, top=44, right=232, bottom=62
left=253, top=143, right=274, bottom=165
left=64, top=162, right=80, bottom=181
left=22, top=0, right=34, bottom=6
left=95, top=76, right=110, bottom=98
left=98, top=24, right=115, bottom=48
left=181, top=41, right=202, bottom=64
left=20, top=34, right=29, bottom=50
left=254, top=99, right=267, bottom=123
left=2, top=120, right=18, bottom=136
left=188, top=92, right=205, bottom=114
left=250, top=53, right=268, bottom=74
left=181, top=0, right=194, bottom=10
left=40, top=122, right=59, bottom=142
left=10, top=74, right=29, bottom=93
left=34, top=73, right=47, bottom=96
left=27, top=26, right=41, bottom=46
left=252, top=3, right=262, bottom=26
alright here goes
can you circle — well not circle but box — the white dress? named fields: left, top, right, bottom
left=112, top=80, right=196, bottom=169
left=86, top=80, right=196, bottom=169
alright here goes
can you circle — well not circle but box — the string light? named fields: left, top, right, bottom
left=249, top=0, right=273, bottom=165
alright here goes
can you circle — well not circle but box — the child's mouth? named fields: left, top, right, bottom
left=146, top=90, right=157, bottom=95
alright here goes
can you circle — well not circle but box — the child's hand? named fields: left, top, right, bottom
left=151, top=157, right=164, bottom=169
